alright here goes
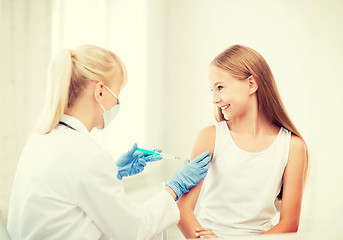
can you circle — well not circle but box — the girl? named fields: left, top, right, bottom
left=177, top=45, right=308, bottom=238
left=7, top=45, right=211, bottom=239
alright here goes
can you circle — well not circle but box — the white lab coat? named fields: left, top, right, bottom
left=7, top=115, right=179, bottom=240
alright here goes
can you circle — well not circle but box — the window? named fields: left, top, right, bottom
left=51, top=0, right=147, bottom=160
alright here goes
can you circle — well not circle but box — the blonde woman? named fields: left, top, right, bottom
left=177, top=45, right=308, bottom=238
left=7, top=45, right=211, bottom=239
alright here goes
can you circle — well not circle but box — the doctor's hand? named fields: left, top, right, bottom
left=116, top=143, right=163, bottom=180
left=166, top=151, right=211, bottom=201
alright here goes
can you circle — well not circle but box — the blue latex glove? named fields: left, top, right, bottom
left=166, top=151, right=211, bottom=201
left=116, top=143, right=163, bottom=180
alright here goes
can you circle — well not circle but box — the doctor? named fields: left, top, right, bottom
left=7, top=45, right=211, bottom=240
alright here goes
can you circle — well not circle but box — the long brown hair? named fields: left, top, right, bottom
left=211, top=44, right=308, bottom=199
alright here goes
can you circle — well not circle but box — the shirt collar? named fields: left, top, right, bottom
left=60, top=114, right=90, bottom=134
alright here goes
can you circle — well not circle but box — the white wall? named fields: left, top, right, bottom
left=0, top=0, right=51, bottom=223
left=51, top=0, right=148, bottom=157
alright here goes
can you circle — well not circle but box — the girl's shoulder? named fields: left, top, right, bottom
left=290, top=134, right=306, bottom=149
left=198, top=121, right=227, bottom=135
left=289, top=134, right=307, bottom=159
left=197, top=124, right=217, bottom=143
left=285, top=134, right=307, bottom=177
left=192, top=125, right=216, bottom=158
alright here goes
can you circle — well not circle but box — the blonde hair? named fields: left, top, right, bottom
left=36, top=44, right=127, bottom=134
left=211, top=44, right=308, bottom=199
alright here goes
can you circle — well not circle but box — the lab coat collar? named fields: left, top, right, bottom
left=60, top=114, right=90, bottom=134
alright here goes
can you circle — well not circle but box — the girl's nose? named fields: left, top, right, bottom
left=212, top=92, right=221, bottom=105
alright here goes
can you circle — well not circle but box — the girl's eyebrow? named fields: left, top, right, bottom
left=209, top=81, right=225, bottom=89
left=211, top=81, right=224, bottom=87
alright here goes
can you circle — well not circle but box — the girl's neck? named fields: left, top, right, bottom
left=228, top=113, right=270, bottom=136
left=228, top=99, right=274, bottom=136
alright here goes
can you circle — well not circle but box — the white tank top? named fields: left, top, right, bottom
left=196, top=121, right=291, bottom=237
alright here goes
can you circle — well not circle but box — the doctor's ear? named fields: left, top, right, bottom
left=248, top=75, right=258, bottom=95
left=94, top=81, right=105, bottom=103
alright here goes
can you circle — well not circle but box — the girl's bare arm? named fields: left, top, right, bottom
left=264, top=135, right=307, bottom=233
left=177, top=126, right=215, bottom=238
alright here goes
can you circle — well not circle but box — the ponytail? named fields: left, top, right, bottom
left=36, top=49, right=73, bottom=134
left=35, top=45, right=127, bottom=134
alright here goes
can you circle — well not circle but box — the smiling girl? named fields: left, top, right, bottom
left=177, top=45, right=308, bottom=238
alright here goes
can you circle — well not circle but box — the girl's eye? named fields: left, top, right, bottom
left=210, top=85, right=224, bottom=92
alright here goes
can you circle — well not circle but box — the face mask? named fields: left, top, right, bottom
left=96, top=84, right=120, bottom=130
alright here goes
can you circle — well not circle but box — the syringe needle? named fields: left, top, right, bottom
left=159, top=152, right=180, bottom=159
left=136, top=147, right=180, bottom=160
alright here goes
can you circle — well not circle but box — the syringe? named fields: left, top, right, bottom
left=136, top=147, right=180, bottom=159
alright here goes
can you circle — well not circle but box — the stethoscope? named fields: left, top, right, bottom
left=59, top=121, right=76, bottom=131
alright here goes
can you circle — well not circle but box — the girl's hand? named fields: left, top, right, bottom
left=195, top=227, right=218, bottom=238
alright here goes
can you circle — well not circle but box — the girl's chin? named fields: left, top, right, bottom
left=223, top=114, right=230, bottom=121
